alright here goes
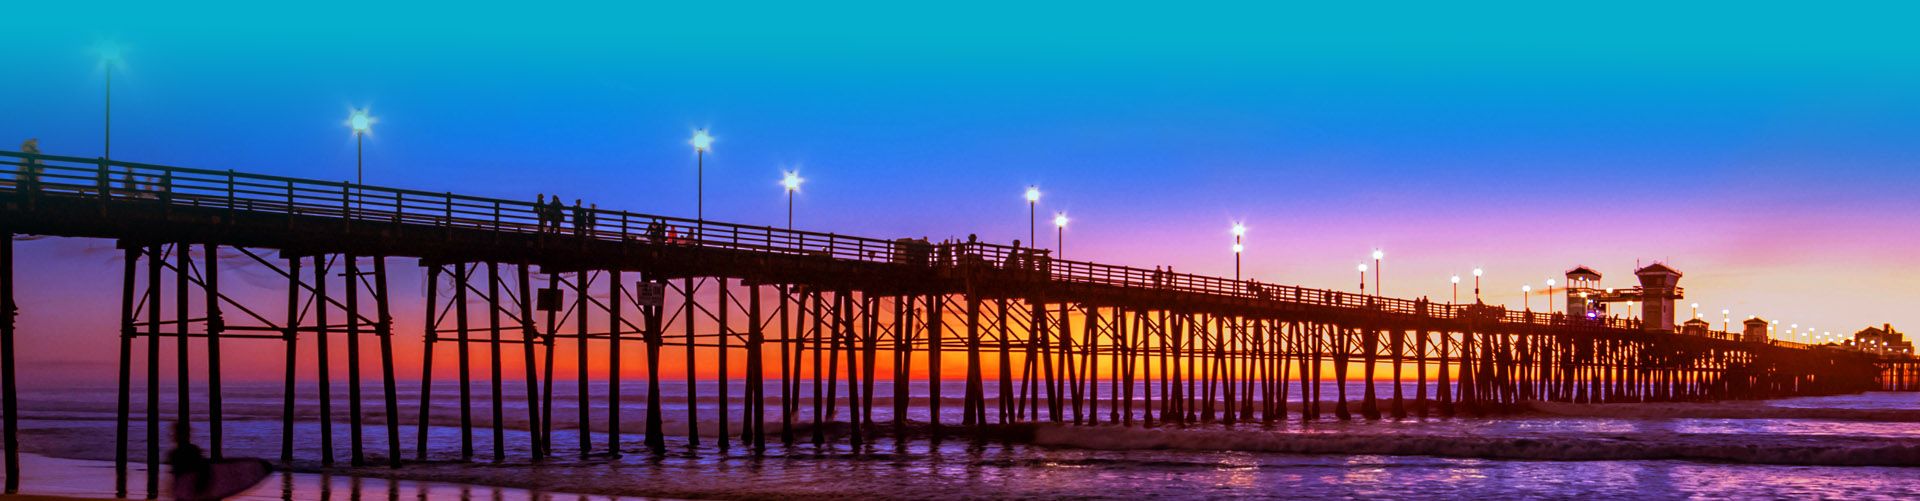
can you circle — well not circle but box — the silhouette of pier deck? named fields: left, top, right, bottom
left=0, top=151, right=1913, bottom=497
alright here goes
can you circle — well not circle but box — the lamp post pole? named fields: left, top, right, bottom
left=781, top=171, right=802, bottom=231
left=1358, top=265, right=1368, bottom=295
left=105, top=64, right=112, bottom=161
left=1546, top=279, right=1556, bottom=315
left=1054, top=213, right=1068, bottom=260
left=1451, top=276, right=1460, bottom=305
left=1473, top=268, right=1483, bottom=303
left=1232, top=224, right=1246, bottom=282
left=1025, top=186, right=1040, bottom=248
left=1372, top=250, right=1383, bottom=297
left=691, top=129, right=713, bottom=237
left=347, top=110, right=372, bottom=208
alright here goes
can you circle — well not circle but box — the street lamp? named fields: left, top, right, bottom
left=1025, top=186, right=1041, bottom=248
left=1473, top=268, right=1483, bottom=303
left=1357, top=264, right=1368, bottom=295
left=1546, top=279, right=1557, bottom=314
left=346, top=109, right=374, bottom=206
left=1691, top=302, right=1700, bottom=319
left=1722, top=309, right=1730, bottom=331
left=1522, top=285, right=1532, bottom=311
left=691, top=129, right=714, bottom=226
left=99, top=43, right=125, bottom=188
left=1054, top=212, right=1069, bottom=259
left=780, top=170, right=803, bottom=230
left=1232, top=223, right=1246, bottom=281
left=1450, top=275, right=1460, bottom=305
left=1372, top=249, right=1384, bottom=297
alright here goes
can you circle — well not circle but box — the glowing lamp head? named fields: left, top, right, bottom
left=1372, top=249, right=1384, bottom=260
left=1024, top=186, right=1041, bottom=203
left=1231, top=223, right=1246, bottom=237
left=1054, top=213, right=1069, bottom=228
left=1722, top=309, right=1730, bottom=315
left=1547, top=279, right=1556, bottom=287
left=350, top=113, right=370, bottom=133
left=1451, top=275, right=1460, bottom=284
left=1357, top=264, right=1368, bottom=273
left=1232, top=243, right=1244, bottom=254
left=1473, top=268, right=1483, bottom=277
left=1691, top=302, right=1699, bottom=309
left=690, top=129, right=714, bottom=152
left=1523, top=285, right=1531, bottom=293
left=781, top=171, right=803, bottom=192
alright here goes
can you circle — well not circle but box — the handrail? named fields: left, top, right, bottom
left=0, top=151, right=1790, bottom=347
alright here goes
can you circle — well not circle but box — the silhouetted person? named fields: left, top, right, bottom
left=535, top=194, right=550, bottom=232
left=572, top=199, right=587, bottom=237
left=588, top=203, right=599, bottom=237
left=647, top=219, right=666, bottom=243
left=167, top=421, right=272, bottom=500
left=16, top=138, right=42, bottom=191
left=548, top=194, right=566, bottom=234
left=166, top=422, right=210, bottom=493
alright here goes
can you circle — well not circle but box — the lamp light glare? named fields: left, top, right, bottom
left=1025, top=186, right=1041, bottom=203
left=781, top=171, right=803, bottom=192
left=690, top=129, right=714, bottom=152
left=1054, top=213, right=1069, bottom=228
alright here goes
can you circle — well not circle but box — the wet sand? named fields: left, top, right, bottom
left=3, top=453, right=655, bottom=500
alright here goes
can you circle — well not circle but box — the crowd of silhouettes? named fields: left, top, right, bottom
left=535, top=194, right=598, bottom=236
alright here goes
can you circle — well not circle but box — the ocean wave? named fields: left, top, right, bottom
left=1028, top=424, right=1920, bottom=466
left=1525, top=400, right=1920, bottom=422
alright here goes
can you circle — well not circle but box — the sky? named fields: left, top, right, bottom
left=3, top=2, right=1918, bottom=383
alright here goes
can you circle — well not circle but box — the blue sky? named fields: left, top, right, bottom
left=4, top=2, right=1918, bottom=349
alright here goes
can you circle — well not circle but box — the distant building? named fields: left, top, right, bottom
left=1565, top=266, right=1603, bottom=319
left=1743, top=317, right=1770, bottom=344
left=1680, top=317, right=1710, bottom=336
left=1852, top=324, right=1913, bottom=356
left=1634, top=263, right=1683, bottom=333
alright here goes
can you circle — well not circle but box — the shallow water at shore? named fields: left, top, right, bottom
left=4, top=382, right=1917, bottom=499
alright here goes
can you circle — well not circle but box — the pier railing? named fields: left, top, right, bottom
left=0, top=151, right=1787, bottom=344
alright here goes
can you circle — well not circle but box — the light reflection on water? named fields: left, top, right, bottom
left=8, top=384, right=1920, bottom=499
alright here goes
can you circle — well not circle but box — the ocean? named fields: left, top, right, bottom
left=5, top=380, right=1918, bottom=499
